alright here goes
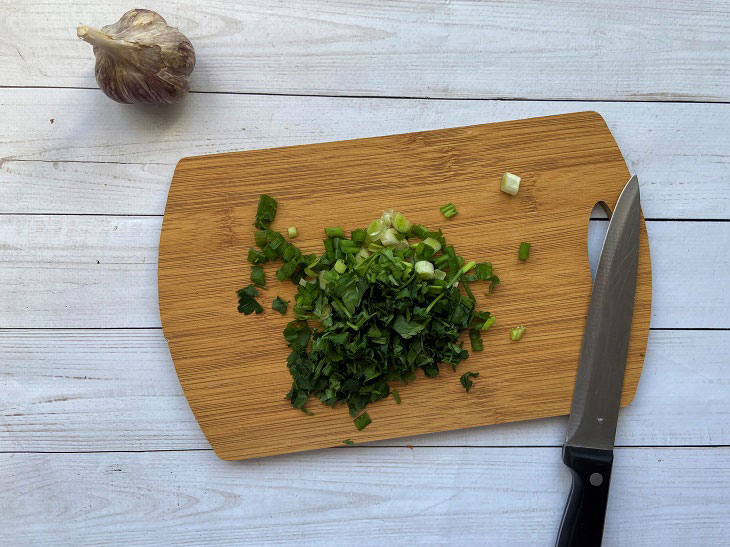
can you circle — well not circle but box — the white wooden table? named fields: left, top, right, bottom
left=2, top=1, right=729, bottom=544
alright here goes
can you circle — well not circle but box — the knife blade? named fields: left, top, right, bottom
left=556, top=174, right=641, bottom=547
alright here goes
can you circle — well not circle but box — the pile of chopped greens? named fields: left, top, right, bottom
left=237, top=195, right=501, bottom=429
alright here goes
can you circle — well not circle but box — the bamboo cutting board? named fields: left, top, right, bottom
left=159, top=111, right=651, bottom=461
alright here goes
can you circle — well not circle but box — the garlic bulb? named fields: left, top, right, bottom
left=77, top=9, right=195, bottom=104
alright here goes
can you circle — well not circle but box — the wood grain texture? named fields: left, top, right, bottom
left=3, top=0, right=730, bottom=101
left=2, top=447, right=729, bottom=546
left=3, top=90, right=729, bottom=219
left=158, top=111, right=651, bottom=460
left=1, top=330, right=728, bottom=452
left=1, top=215, right=725, bottom=329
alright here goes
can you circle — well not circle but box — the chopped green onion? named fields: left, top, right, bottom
left=425, top=292, right=446, bottom=314
left=469, top=329, right=483, bottom=351
left=343, top=439, right=355, bottom=446
left=461, top=260, right=476, bottom=274
left=354, top=412, right=372, bottom=431
left=334, top=259, right=347, bottom=274
left=392, top=389, right=401, bottom=404
left=325, top=226, right=345, bottom=239
left=510, top=326, right=527, bottom=341
left=460, top=371, right=479, bottom=392
left=247, top=248, right=267, bottom=264
left=481, top=315, right=496, bottom=331
left=415, top=260, right=435, bottom=280
left=500, top=172, right=521, bottom=196
left=380, top=227, right=400, bottom=247
left=263, top=244, right=278, bottom=261
left=434, top=255, right=450, bottom=269
left=254, top=230, right=268, bottom=248
left=254, top=194, right=278, bottom=229
left=251, top=266, right=266, bottom=287
left=272, top=296, right=289, bottom=315
left=276, top=261, right=299, bottom=281
left=287, top=226, right=298, bottom=238
left=410, top=224, right=429, bottom=239
left=433, top=269, right=446, bottom=280
left=367, top=218, right=385, bottom=240
left=439, top=202, right=458, bottom=219
left=380, top=209, right=394, bottom=227
left=518, top=242, right=531, bottom=260
left=392, top=212, right=411, bottom=233
left=423, top=237, right=442, bottom=254
left=351, top=229, right=367, bottom=243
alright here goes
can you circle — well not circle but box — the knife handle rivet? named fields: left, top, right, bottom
left=589, top=472, right=604, bottom=487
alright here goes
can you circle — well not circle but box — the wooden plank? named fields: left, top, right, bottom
left=1, top=330, right=727, bottom=452
left=0, top=160, right=171, bottom=215
left=1, top=447, right=728, bottom=545
left=2, top=0, right=730, bottom=101
left=2, top=90, right=728, bottom=219
left=1, top=216, right=726, bottom=329
left=158, top=111, right=651, bottom=460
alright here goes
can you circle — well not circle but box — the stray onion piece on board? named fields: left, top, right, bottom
left=77, top=9, right=195, bottom=104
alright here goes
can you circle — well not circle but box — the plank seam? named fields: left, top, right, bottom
left=1, top=85, right=729, bottom=104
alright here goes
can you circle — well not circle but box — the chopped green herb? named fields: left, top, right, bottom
left=469, top=329, right=483, bottom=351
left=251, top=266, right=266, bottom=287
left=392, top=389, right=401, bottom=404
left=248, top=248, right=268, bottom=265
left=460, top=371, right=479, bottom=392
left=510, top=326, right=527, bottom=341
left=343, top=439, right=355, bottom=445
left=439, top=202, right=458, bottom=219
left=238, top=197, right=502, bottom=428
left=272, top=296, right=289, bottom=315
left=236, top=284, right=263, bottom=315
left=518, top=242, right=531, bottom=261
left=254, top=194, right=278, bottom=229
left=301, top=407, right=315, bottom=416
left=254, top=230, right=268, bottom=248
left=287, top=227, right=298, bottom=238
left=354, top=412, right=372, bottom=431
left=325, top=226, right=346, bottom=239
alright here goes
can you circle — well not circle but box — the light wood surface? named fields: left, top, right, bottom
left=2, top=448, right=729, bottom=546
left=2, top=330, right=728, bottom=451
left=3, top=0, right=730, bottom=101
left=3, top=0, right=729, bottom=541
left=3, top=91, right=728, bottom=219
left=158, top=111, right=651, bottom=460
left=3, top=216, right=726, bottom=329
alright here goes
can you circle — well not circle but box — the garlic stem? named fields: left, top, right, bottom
left=77, top=26, right=128, bottom=56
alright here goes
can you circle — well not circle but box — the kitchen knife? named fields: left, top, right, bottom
left=556, top=175, right=641, bottom=547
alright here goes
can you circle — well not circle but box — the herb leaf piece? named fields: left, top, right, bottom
left=460, top=371, right=479, bottom=392
left=354, top=412, right=372, bottom=431
left=272, top=296, right=289, bottom=315
left=236, top=284, right=263, bottom=315
left=251, top=266, right=266, bottom=287
left=254, top=194, right=278, bottom=230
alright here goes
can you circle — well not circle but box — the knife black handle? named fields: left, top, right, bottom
left=556, top=445, right=614, bottom=547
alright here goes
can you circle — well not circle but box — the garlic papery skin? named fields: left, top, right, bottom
left=77, top=9, right=195, bottom=104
